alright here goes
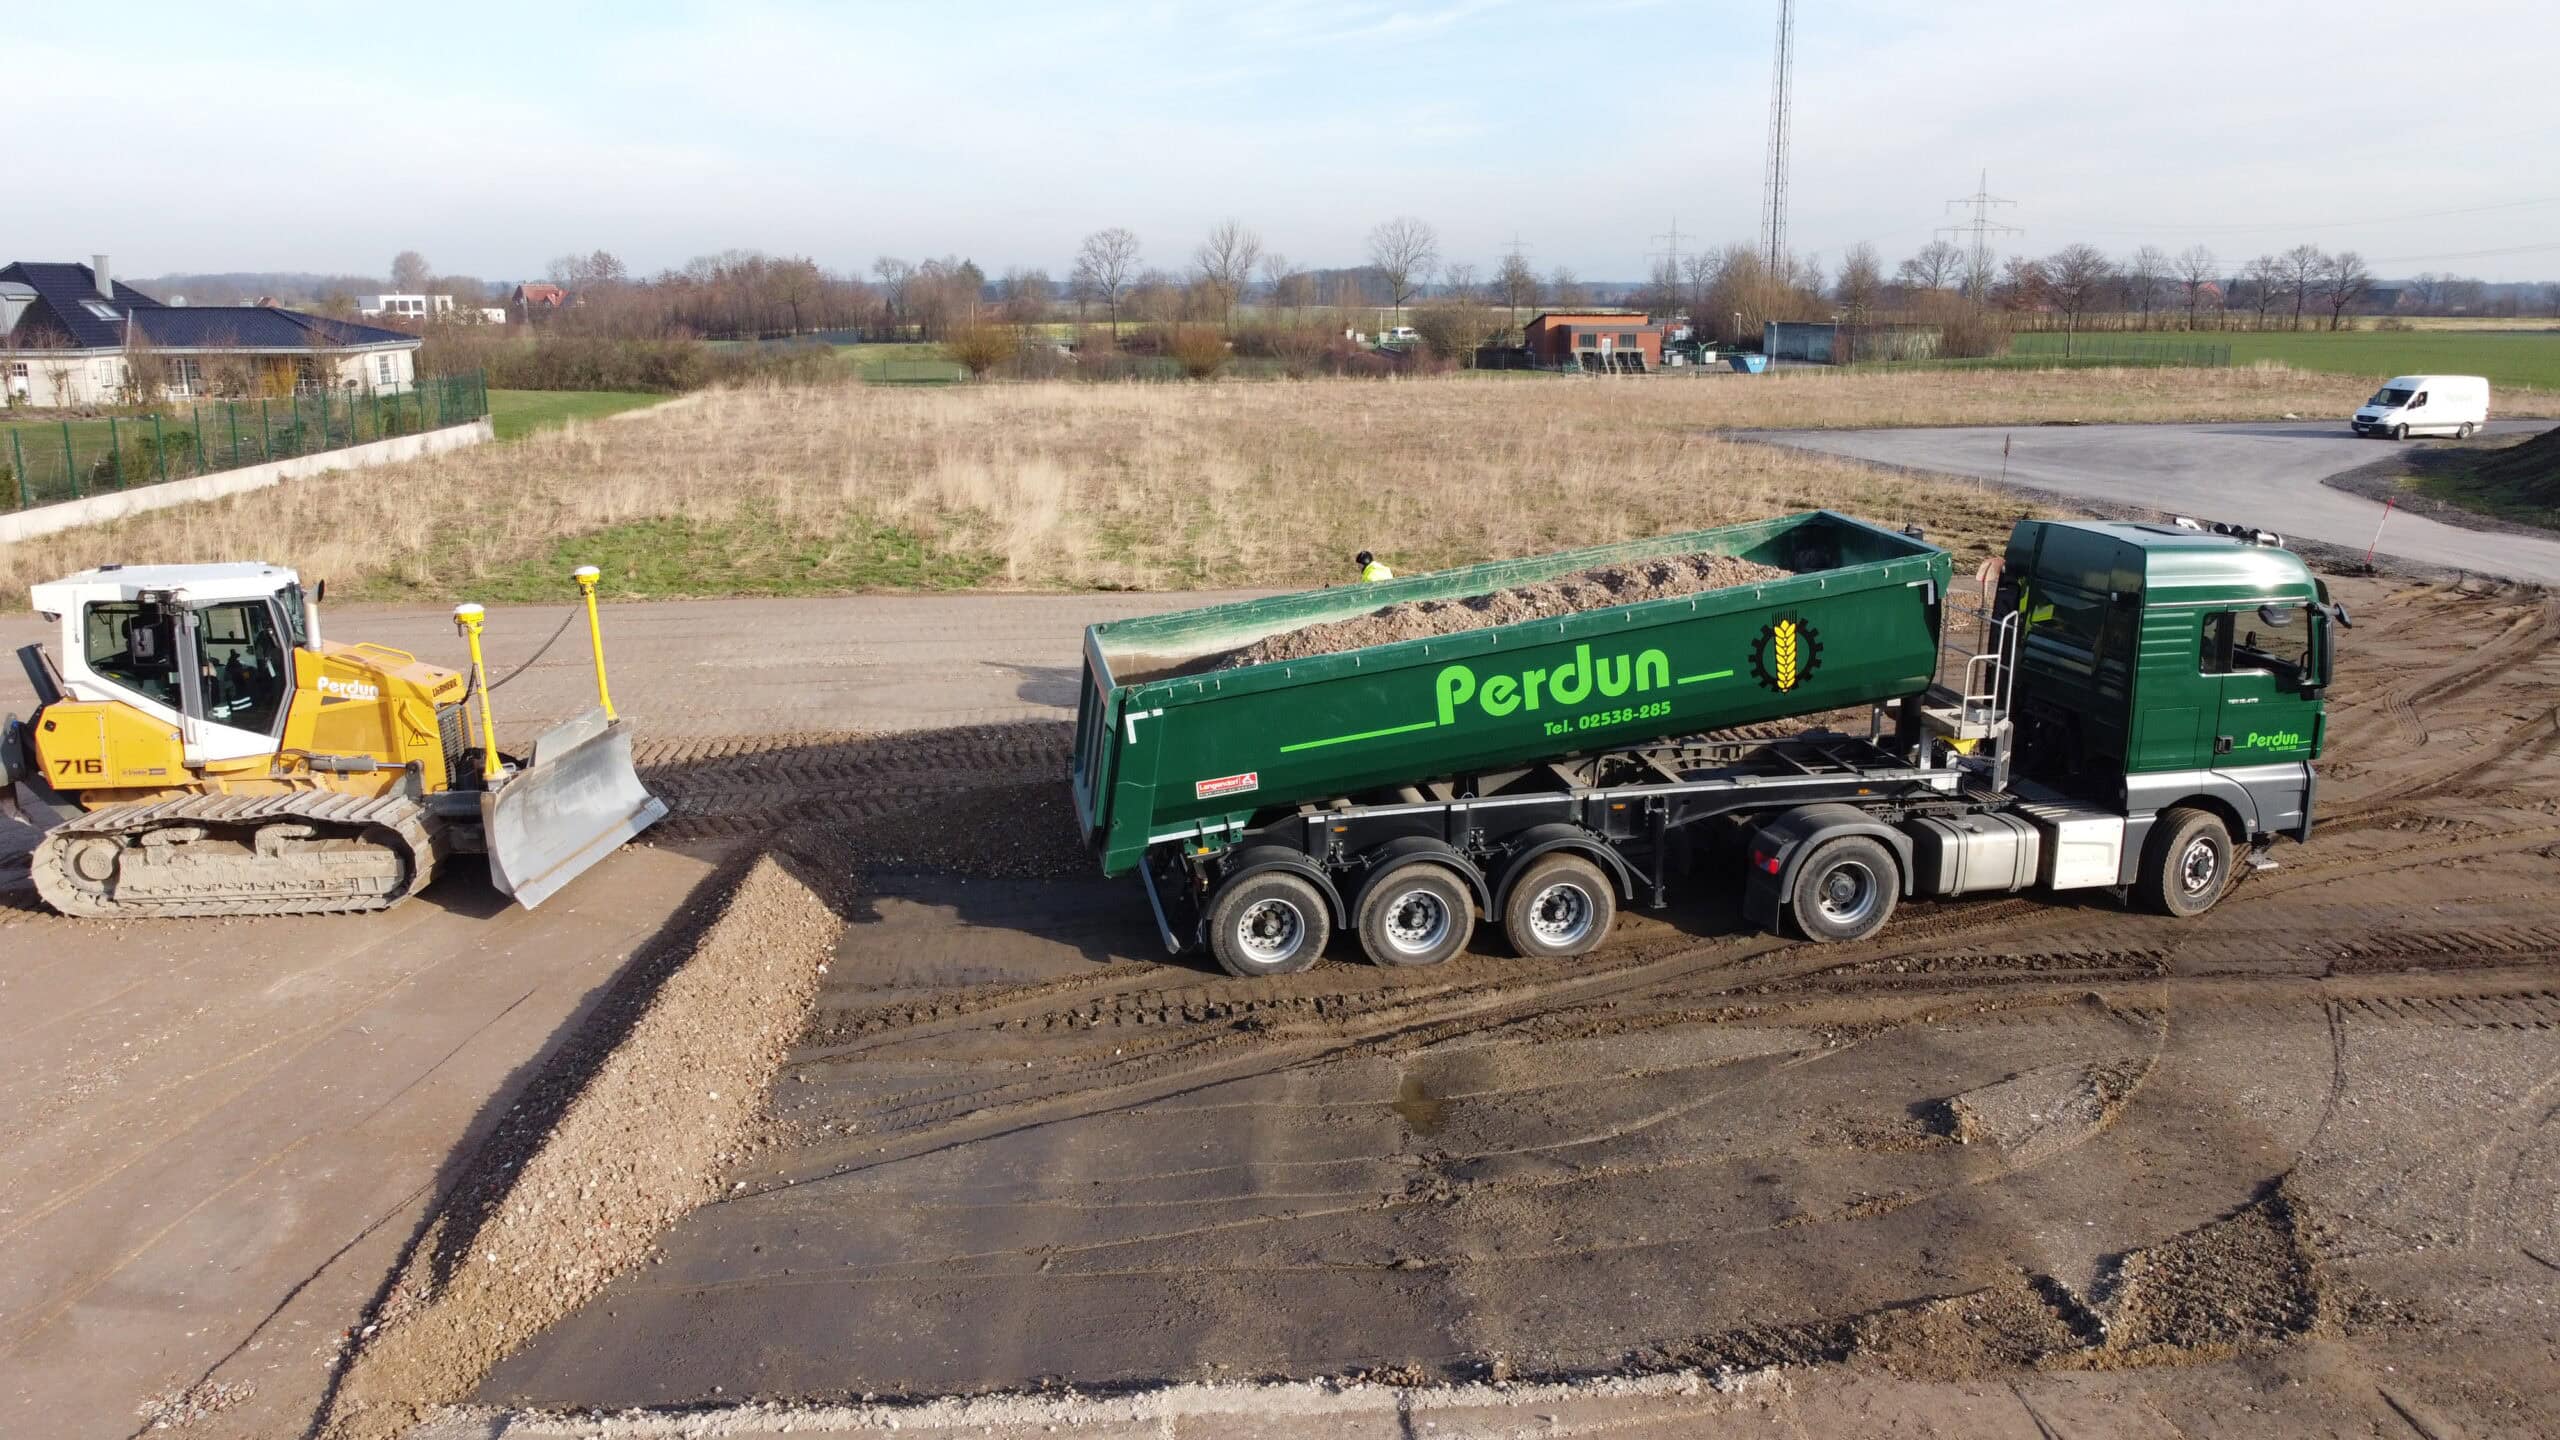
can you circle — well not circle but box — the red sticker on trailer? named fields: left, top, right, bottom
left=1195, top=771, right=1259, bottom=800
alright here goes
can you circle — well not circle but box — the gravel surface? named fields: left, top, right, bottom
left=1211, top=553, right=1792, bottom=669
left=319, top=847, right=851, bottom=1440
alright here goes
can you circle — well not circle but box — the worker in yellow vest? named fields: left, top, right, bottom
left=1356, top=550, right=1393, bottom=583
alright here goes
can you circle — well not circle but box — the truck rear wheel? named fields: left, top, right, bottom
left=2137, top=806, right=2230, bottom=919
left=1207, top=870, right=1331, bottom=978
left=1790, top=836, right=1898, bottom=943
left=1356, top=865, right=1475, bottom=968
left=1503, top=853, right=1615, bottom=960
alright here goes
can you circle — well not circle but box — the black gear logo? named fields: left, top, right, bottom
left=1750, top=617, right=1823, bottom=692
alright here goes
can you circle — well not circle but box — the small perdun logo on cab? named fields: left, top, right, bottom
left=1196, top=771, right=1259, bottom=800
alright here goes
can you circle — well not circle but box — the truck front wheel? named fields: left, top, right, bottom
left=2137, top=806, right=2230, bottom=919
left=1208, top=871, right=1331, bottom=977
left=1503, top=853, right=1615, bottom=960
left=1356, top=865, right=1475, bottom=968
left=1791, top=836, right=1899, bottom=943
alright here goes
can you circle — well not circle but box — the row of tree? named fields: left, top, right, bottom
left=350, top=224, right=2560, bottom=357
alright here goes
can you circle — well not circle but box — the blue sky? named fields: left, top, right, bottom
left=17, top=0, right=2560, bottom=282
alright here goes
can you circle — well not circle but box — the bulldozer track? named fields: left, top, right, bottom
left=29, top=790, right=440, bottom=919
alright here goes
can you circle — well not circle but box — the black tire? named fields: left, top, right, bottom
left=2458, top=422, right=2476, bottom=439
left=1789, top=835, right=1899, bottom=943
left=1502, top=852, right=1615, bottom=960
left=2391, top=423, right=2408, bottom=441
left=1206, top=870, right=1331, bottom=978
left=2137, top=806, right=2231, bottom=919
left=1355, top=864, right=1475, bottom=968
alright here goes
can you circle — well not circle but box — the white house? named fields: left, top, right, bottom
left=356, top=293, right=455, bottom=320
left=1, top=256, right=423, bottom=406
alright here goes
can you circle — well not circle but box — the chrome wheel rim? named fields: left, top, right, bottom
left=1380, top=886, right=1452, bottom=957
left=2179, top=836, right=2221, bottom=898
left=1814, top=860, right=1882, bottom=928
left=1526, top=881, right=1594, bottom=947
left=1236, top=897, right=1307, bottom=965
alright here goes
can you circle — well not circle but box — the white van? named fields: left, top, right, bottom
left=2351, top=374, right=2490, bottom=439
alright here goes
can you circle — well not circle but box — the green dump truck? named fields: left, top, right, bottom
left=1072, top=511, right=2345, bottom=977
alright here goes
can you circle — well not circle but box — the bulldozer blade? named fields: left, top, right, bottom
left=482, top=708, right=668, bottom=909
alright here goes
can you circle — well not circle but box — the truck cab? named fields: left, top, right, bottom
left=1997, top=518, right=2334, bottom=881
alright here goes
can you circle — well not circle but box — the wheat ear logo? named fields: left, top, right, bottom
left=1751, top=617, right=1822, bottom=693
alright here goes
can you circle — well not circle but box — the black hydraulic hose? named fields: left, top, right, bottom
left=460, top=603, right=584, bottom=707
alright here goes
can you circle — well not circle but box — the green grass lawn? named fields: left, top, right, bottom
left=2222, top=330, right=2560, bottom=391
left=2009, top=328, right=2560, bottom=391
left=486, top=389, right=663, bottom=441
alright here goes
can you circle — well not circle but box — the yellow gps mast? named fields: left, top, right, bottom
left=452, top=602, right=504, bottom=783
left=572, top=565, right=617, bottom=721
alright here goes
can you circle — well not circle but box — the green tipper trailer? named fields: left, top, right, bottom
left=1071, top=511, right=2345, bottom=977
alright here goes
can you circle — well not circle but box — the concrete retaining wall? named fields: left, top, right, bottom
left=0, top=416, right=494, bottom=544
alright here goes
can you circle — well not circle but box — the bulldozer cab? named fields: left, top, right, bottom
left=38, top=563, right=307, bottom=766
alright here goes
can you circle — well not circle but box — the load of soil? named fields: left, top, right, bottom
left=1209, top=552, right=1793, bottom=671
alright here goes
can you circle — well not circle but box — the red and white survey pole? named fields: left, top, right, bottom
left=2363, top=498, right=2397, bottom=566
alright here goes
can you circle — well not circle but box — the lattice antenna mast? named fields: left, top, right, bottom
left=1758, top=0, right=1795, bottom=273
left=1938, top=169, right=2021, bottom=300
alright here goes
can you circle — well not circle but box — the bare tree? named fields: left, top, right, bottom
left=2240, top=255, right=2283, bottom=330
left=2443, top=275, right=2487, bottom=313
left=872, top=257, right=916, bottom=332
left=997, top=267, right=1053, bottom=326
left=2408, top=272, right=2448, bottom=313
left=546, top=249, right=628, bottom=293
left=1440, top=261, right=1480, bottom=304
left=2546, top=282, right=2560, bottom=319
left=390, top=250, right=432, bottom=293
left=1995, top=255, right=2048, bottom=313
left=1073, top=227, right=1143, bottom=336
left=1895, top=239, right=1964, bottom=293
left=1366, top=217, right=1439, bottom=322
left=2125, top=245, right=2169, bottom=330
left=2041, top=245, right=2114, bottom=351
left=2174, top=245, right=2219, bottom=330
left=2279, top=244, right=2327, bottom=331
left=2318, top=251, right=2373, bottom=331
left=1833, top=242, right=1884, bottom=320
left=1257, top=251, right=1293, bottom=318
left=1192, top=219, right=1263, bottom=333
left=1547, top=265, right=1586, bottom=309
left=1497, top=251, right=1539, bottom=328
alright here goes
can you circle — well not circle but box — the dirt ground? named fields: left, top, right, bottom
left=9, top=575, right=2559, bottom=1438
left=450, top=571, right=2560, bottom=1437
left=0, top=592, right=1229, bottom=1440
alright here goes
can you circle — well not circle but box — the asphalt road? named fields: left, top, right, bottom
left=1749, top=419, right=2560, bottom=581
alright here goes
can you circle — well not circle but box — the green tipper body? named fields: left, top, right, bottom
left=1072, top=511, right=1952, bottom=875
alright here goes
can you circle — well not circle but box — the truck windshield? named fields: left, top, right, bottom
left=2369, top=386, right=2414, bottom=407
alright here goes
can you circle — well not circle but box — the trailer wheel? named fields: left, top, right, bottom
left=2136, top=806, right=2230, bottom=919
left=1503, top=853, right=1615, bottom=960
left=1790, top=836, right=1898, bottom=943
left=1356, top=865, right=1475, bottom=968
left=1207, top=870, right=1331, bottom=978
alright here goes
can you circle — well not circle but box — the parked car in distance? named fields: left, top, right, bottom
left=2351, top=374, right=2490, bottom=440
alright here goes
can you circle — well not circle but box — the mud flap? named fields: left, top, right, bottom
left=482, top=708, right=668, bottom=909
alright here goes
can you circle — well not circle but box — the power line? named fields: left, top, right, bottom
left=1758, top=0, right=1794, bottom=272
left=1649, top=216, right=1687, bottom=279
left=1938, top=169, right=2020, bottom=300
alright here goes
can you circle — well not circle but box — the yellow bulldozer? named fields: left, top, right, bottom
left=2, top=562, right=665, bottom=918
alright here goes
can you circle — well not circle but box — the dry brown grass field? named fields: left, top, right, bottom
left=8, top=364, right=2545, bottom=605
